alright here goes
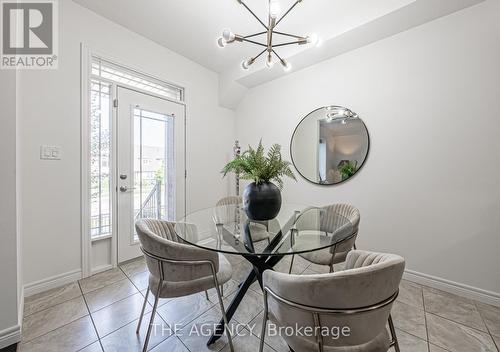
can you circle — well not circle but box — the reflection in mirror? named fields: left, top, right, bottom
left=290, top=106, right=369, bottom=185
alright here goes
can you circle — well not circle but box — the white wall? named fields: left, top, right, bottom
left=236, top=0, right=500, bottom=295
left=0, top=70, right=22, bottom=347
left=18, top=0, right=235, bottom=286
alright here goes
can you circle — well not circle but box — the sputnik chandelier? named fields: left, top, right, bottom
left=217, top=0, right=321, bottom=72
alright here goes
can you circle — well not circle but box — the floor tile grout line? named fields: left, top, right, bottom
left=23, top=262, right=499, bottom=352
left=493, top=336, right=500, bottom=352
left=423, top=285, right=491, bottom=333
left=80, top=273, right=130, bottom=295
left=238, top=326, right=280, bottom=352
left=473, top=300, right=500, bottom=351
left=98, top=309, right=173, bottom=351
left=89, top=295, right=171, bottom=343
left=118, top=264, right=148, bottom=293
left=89, top=290, right=149, bottom=316
left=422, top=285, right=431, bottom=351
left=24, top=265, right=142, bottom=319
left=22, top=291, right=83, bottom=318
left=393, top=327, right=428, bottom=344
left=86, top=290, right=141, bottom=315
left=20, top=296, right=91, bottom=344
left=174, top=299, right=253, bottom=351
left=428, top=342, right=454, bottom=352
left=425, top=310, right=494, bottom=335
left=19, top=314, right=92, bottom=345
left=158, top=298, right=218, bottom=331
left=78, top=280, right=105, bottom=352
left=172, top=335, right=192, bottom=352
left=83, top=280, right=141, bottom=314
left=121, top=265, right=149, bottom=278
left=394, top=296, right=425, bottom=313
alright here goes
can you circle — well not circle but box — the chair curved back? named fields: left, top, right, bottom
left=135, top=219, right=219, bottom=283
left=263, top=250, right=404, bottom=351
left=214, top=196, right=242, bottom=225
left=320, top=204, right=360, bottom=235
left=296, top=204, right=360, bottom=255
left=216, top=196, right=242, bottom=206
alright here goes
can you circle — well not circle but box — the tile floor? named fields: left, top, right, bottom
left=18, top=255, right=500, bottom=352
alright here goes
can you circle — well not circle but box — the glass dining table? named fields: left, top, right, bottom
left=174, top=203, right=354, bottom=346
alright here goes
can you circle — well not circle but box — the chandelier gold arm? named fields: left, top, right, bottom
left=225, top=0, right=312, bottom=70
left=239, top=1, right=269, bottom=30
left=275, top=0, right=302, bottom=26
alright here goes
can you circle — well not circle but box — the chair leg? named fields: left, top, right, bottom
left=388, top=314, right=400, bottom=352
left=221, top=284, right=224, bottom=297
left=136, top=285, right=150, bottom=334
left=329, top=263, right=334, bottom=273
left=353, top=243, right=357, bottom=250
left=288, top=254, right=295, bottom=274
left=205, top=290, right=209, bottom=300
left=142, top=282, right=162, bottom=352
left=259, top=291, right=269, bottom=352
left=211, top=273, right=234, bottom=352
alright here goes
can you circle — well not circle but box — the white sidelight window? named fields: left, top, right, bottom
left=90, top=80, right=112, bottom=238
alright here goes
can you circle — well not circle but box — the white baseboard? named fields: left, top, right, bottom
left=18, top=284, right=24, bottom=324
left=20, top=266, right=500, bottom=309
left=91, top=264, right=114, bottom=276
left=24, top=269, right=82, bottom=297
left=0, top=324, right=21, bottom=349
left=404, top=269, right=500, bottom=307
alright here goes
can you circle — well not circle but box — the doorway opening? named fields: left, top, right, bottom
left=82, top=52, right=186, bottom=275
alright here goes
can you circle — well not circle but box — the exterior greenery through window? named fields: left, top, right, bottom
left=90, top=80, right=111, bottom=237
left=89, top=56, right=184, bottom=239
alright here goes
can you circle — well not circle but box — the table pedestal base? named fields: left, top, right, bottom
left=207, top=252, right=285, bottom=346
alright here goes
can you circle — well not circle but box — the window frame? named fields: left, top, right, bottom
left=81, top=45, right=186, bottom=277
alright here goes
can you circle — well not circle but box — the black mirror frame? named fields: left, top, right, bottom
left=289, top=106, right=371, bottom=186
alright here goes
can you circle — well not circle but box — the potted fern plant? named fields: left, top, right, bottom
left=222, top=141, right=296, bottom=221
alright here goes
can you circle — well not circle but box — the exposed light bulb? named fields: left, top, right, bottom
left=265, top=53, right=274, bottom=69
left=217, top=37, right=226, bottom=48
left=222, top=29, right=235, bottom=42
left=307, top=33, right=319, bottom=46
left=269, top=0, right=280, bottom=19
left=282, top=60, right=292, bottom=72
left=241, top=58, right=254, bottom=70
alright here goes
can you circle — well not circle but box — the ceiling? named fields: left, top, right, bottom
left=74, top=0, right=485, bottom=108
left=73, top=0, right=414, bottom=73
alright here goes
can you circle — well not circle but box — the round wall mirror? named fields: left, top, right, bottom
left=290, top=106, right=369, bottom=185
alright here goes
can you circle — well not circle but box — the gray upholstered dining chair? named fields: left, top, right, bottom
left=260, top=250, right=405, bottom=352
left=135, top=219, right=234, bottom=352
left=289, top=204, right=360, bottom=273
left=214, top=195, right=271, bottom=243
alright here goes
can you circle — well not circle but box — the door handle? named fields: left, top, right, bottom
left=119, top=186, right=136, bottom=192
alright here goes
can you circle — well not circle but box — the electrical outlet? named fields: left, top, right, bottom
left=40, top=145, right=61, bottom=160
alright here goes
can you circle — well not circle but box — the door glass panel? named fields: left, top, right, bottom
left=133, top=108, right=175, bottom=238
left=90, top=80, right=112, bottom=238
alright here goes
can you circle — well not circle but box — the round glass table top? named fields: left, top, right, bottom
left=174, top=203, right=354, bottom=256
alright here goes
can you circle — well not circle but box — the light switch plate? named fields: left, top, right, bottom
left=40, top=145, right=61, bottom=160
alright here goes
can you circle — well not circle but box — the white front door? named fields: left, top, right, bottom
left=116, top=86, right=185, bottom=263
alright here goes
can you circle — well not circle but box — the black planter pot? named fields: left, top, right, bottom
left=243, top=182, right=282, bottom=221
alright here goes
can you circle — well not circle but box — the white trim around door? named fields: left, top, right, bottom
left=80, top=44, right=187, bottom=278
